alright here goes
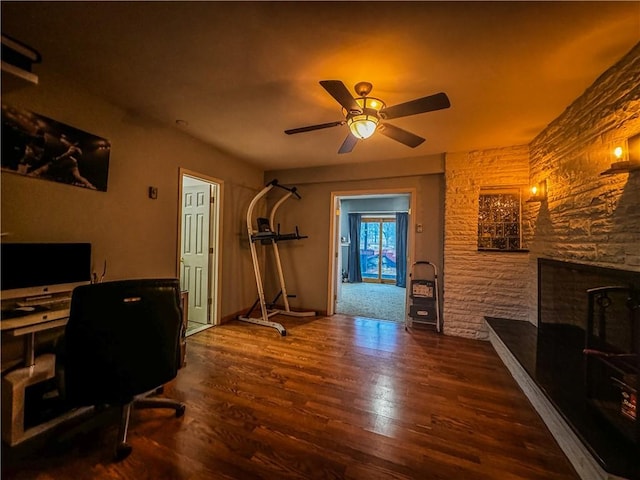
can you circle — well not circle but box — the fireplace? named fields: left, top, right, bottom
left=486, top=260, right=640, bottom=478
left=536, top=259, right=639, bottom=478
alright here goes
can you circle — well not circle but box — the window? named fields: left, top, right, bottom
left=359, top=216, right=397, bottom=282
left=477, top=188, right=522, bottom=251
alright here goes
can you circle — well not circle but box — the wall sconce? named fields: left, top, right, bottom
left=601, top=133, right=640, bottom=175
left=526, top=179, right=547, bottom=203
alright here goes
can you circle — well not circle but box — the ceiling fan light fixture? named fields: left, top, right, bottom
left=347, top=113, right=379, bottom=139
left=346, top=96, right=384, bottom=139
left=285, top=80, right=449, bottom=152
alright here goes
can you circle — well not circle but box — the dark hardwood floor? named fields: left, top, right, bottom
left=2, top=315, right=579, bottom=479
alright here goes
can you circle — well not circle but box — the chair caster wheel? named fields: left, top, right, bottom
left=175, top=404, right=186, bottom=417
left=115, top=442, right=132, bottom=461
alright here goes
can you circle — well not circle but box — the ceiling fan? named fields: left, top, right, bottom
left=284, top=80, right=450, bottom=154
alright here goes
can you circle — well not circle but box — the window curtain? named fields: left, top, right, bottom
left=396, top=212, right=408, bottom=287
left=347, top=213, right=362, bottom=283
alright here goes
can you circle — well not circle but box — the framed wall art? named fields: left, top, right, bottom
left=1, top=103, right=110, bottom=192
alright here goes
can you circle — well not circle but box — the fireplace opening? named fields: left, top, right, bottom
left=488, top=259, right=639, bottom=477
left=536, top=259, right=639, bottom=478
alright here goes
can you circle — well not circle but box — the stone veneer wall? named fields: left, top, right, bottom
left=443, top=146, right=530, bottom=339
left=443, top=43, right=640, bottom=339
left=526, top=43, right=640, bottom=272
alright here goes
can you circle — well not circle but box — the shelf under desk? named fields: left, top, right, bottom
left=2, top=296, right=71, bottom=447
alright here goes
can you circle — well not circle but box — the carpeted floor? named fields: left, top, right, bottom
left=336, top=282, right=406, bottom=322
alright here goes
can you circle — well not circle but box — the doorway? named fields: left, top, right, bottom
left=178, top=169, right=223, bottom=336
left=328, top=190, right=415, bottom=322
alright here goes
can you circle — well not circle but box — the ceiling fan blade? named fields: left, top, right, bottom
left=380, top=92, right=450, bottom=120
left=285, top=121, right=344, bottom=135
left=377, top=123, right=425, bottom=148
left=338, top=133, right=358, bottom=154
left=320, top=80, right=362, bottom=113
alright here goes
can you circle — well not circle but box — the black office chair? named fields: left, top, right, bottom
left=58, top=278, right=186, bottom=460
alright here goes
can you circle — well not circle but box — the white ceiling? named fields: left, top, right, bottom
left=2, top=1, right=639, bottom=171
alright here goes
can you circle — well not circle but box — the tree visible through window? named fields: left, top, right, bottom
left=477, top=188, right=522, bottom=251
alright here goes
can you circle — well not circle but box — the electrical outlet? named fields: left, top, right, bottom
left=416, top=223, right=423, bottom=233
left=148, top=186, right=158, bottom=199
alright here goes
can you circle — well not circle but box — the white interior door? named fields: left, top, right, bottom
left=181, top=184, right=211, bottom=325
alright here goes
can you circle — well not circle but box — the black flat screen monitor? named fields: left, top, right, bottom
left=1, top=242, right=92, bottom=299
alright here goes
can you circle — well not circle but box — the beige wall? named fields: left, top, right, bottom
left=261, top=163, right=444, bottom=314
left=1, top=69, right=264, bottom=319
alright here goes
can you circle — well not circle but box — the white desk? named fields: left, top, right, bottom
left=2, top=305, right=70, bottom=367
